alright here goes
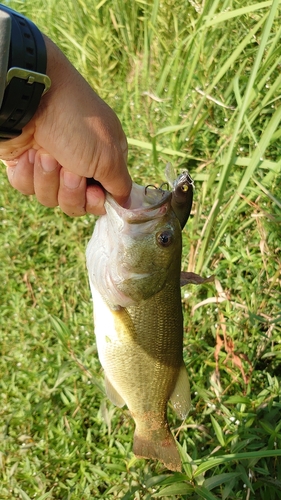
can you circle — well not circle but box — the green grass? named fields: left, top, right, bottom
left=1, top=0, right=281, bottom=498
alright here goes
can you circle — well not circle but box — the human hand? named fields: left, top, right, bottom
left=0, top=36, right=131, bottom=216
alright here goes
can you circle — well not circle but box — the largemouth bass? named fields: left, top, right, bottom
left=86, top=173, right=195, bottom=472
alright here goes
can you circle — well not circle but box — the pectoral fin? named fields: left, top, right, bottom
left=170, top=364, right=191, bottom=419
left=180, top=271, right=214, bottom=287
left=104, top=374, right=126, bottom=408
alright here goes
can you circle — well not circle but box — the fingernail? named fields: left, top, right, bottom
left=63, top=171, right=81, bottom=189
left=3, top=159, right=18, bottom=167
left=6, top=166, right=15, bottom=181
left=40, top=154, right=57, bottom=172
left=28, top=149, right=36, bottom=164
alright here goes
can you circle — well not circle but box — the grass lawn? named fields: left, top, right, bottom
left=0, top=0, right=281, bottom=498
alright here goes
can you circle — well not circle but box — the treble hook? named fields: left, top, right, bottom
left=145, top=182, right=170, bottom=196
left=159, top=182, right=170, bottom=191
left=144, top=184, right=158, bottom=195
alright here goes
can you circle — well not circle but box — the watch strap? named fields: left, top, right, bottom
left=0, top=5, right=51, bottom=141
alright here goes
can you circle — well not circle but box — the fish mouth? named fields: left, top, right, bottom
left=106, top=183, right=172, bottom=223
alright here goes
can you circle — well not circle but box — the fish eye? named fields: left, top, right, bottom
left=181, top=183, right=189, bottom=192
left=156, top=230, right=173, bottom=247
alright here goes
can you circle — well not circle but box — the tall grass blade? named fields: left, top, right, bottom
left=196, top=0, right=281, bottom=270
left=202, top=104, right=281, bottom=269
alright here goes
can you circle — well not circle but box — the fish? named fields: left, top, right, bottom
left=86, top=172, right=208, bottom=471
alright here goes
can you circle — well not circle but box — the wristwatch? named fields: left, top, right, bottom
left=0, top=4, right=51, bottom=141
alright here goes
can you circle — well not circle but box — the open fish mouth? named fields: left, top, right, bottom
left=105, top=183, right=172, bottom=224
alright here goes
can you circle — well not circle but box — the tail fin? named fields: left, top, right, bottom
left=133, top=429, right=181, bottom=472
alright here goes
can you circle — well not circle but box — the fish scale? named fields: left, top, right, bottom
left=91, top=281, right=188, bottom=471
